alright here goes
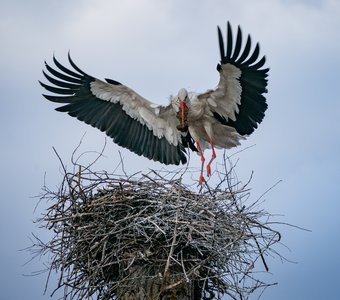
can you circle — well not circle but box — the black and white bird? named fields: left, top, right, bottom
left=40, top=22, right=268, bottom=185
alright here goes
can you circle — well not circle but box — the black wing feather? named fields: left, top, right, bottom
left=231, top=26, right=242, bottom=61
left=41, top=55, right=187, bottom=165
left=242, top=43, right=260, bottom=66
left=218, top=27, right=225, bottom=61
left=225, top=22, right=233, bottom=60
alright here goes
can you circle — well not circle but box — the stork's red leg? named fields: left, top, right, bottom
left=206, top=137, right=216, bottom=177
left=196, top=142, right=205, bottom=185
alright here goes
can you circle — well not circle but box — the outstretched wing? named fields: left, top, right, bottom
left=40, top=54, right=187, bottom=165
left=197, top=22, right=269, bottom=135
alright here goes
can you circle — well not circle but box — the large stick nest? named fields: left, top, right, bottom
left=32, top=149, right=281, bottom=300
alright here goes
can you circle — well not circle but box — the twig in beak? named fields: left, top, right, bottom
left=181, top=100, right=186, bottom=128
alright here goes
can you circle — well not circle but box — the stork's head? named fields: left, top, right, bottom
left=173, top=88, right=189, bottom=109
left=178, top=88, right=188, bottom=103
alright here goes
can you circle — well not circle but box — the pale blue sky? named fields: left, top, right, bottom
left=1, top=0, right=339, bottom=299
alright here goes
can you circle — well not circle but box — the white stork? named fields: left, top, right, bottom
left=40, top=22, right=268, bottom=185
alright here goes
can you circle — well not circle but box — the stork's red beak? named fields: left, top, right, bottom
left=181, top=100, right=186, bottom=128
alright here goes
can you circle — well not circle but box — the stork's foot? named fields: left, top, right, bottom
left=198, top=174, right=205, bottom=185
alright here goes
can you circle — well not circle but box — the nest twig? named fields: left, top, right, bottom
left=31, top=148, right=282, bottom=300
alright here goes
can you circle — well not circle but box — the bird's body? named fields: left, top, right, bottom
left=41, top=22, right=268, bottom=184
